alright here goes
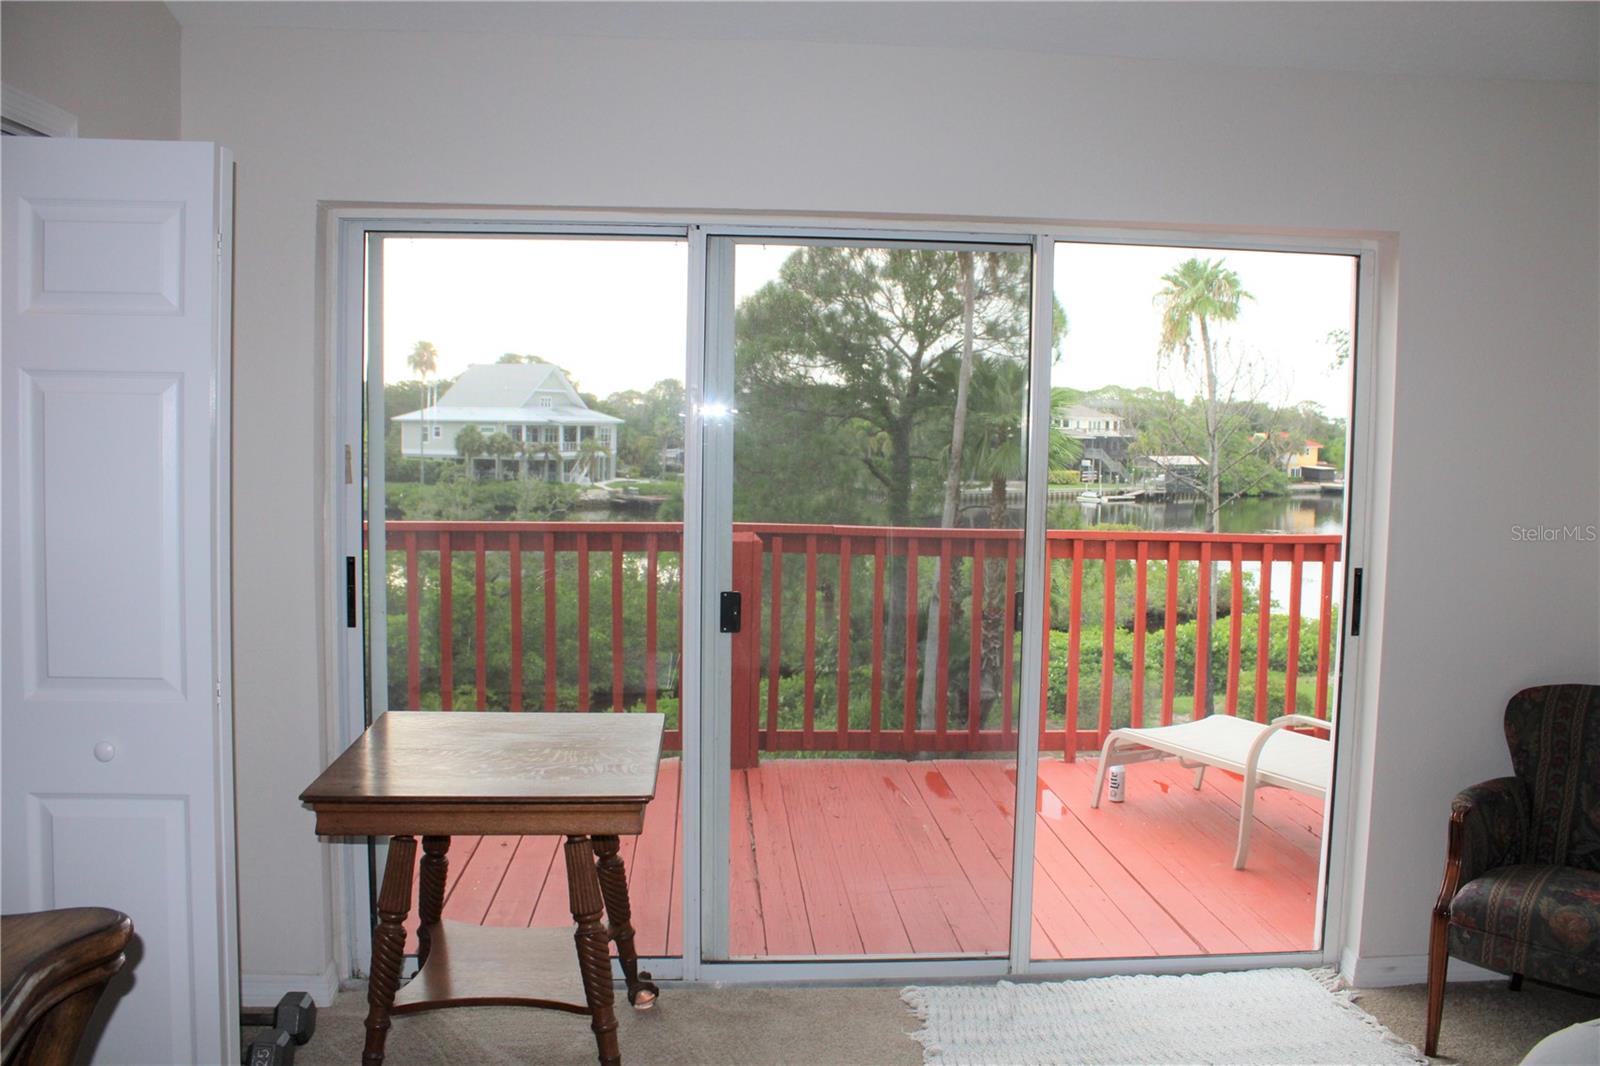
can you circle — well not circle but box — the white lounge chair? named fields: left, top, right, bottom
left=1089, top=714, right=1332, bottom=869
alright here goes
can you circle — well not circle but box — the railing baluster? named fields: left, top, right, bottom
left=1131, top=541, right=1147, bottom=728
left=543, top=533, right=557, bottom=712
left=1228, top=544, right=1244, bottom=716
left=837, top=538, right=853, bottom=748
left=1100, top=541, right=1116, bottom=745
left=645, top=535, right=659, bottom=712
left=1255, top=543, right=1274, bottom=723
left=578, top=537, right=591, bottom=711
left=935, top=537, right=954, bottom=744
left=803, top=535, right=818, bottom=745
left=870, top=540, right=886, bottom=745
left=1161, top=541, right=1178, bottom=725
left=475, top=534, right=488, bottom=710
left=1315, top=543, right=1336, bottom=720
left=1285, top=543, right=1304, bottom=719
left=968, top=540, right=984, bottom=743
left=406, top=532, right=420, bottom=710
left=1067, top=540, right=1085, bottom=741
left=612, top=533, right=625, bottom=712
left=903, top=541, right=920, bottom=745
left=767, top=538, right=783, bottom=748
left=439, top=532, right=453, bottom=710
left=510, top=533, right=523, bottom=711
left=1002, top=539, right=1017, bottom=747
left=1193, top=542, right=1212, bottom=718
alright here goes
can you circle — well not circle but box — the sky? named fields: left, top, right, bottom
left=379, top=237, right=1356, bottom=418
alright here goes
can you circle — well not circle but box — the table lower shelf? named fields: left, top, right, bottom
left=391, top=921, right=590, bottom=1015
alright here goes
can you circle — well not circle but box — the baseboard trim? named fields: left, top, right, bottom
left=241, top=962, right=340, bottom=1008
left=1343, top=951, right=1504, bottom=988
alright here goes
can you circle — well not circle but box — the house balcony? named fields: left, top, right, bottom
left=378, top=520, right=1340, bottom=960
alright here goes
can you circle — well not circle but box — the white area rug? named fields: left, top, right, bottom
left=902, top=968, right=1427, bottom=1065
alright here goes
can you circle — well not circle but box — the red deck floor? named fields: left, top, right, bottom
left=404, top=755, right=1323, bottom=960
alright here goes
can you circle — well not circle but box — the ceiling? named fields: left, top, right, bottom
left=164, top=1, right=1599, bottom=85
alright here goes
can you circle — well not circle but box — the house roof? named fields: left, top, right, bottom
left=1059, top=404, right=1120, bottom=421
left=393, top=405, right=621, bottom=425
left=392, top=363, right=621, bottom=424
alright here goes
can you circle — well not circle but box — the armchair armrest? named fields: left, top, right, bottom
left=1434, top=777, right=1528, bottom=923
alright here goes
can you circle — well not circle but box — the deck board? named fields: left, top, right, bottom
left=391, top=754, right=1320, bottom=962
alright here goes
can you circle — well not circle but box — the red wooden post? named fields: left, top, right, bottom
left=1099, top=541, right=1116, bottom=746
left=730, top=532, right=763, bottom=770
left=1066, top=541, right=1084, bottom=742
left=803, top=535, right=818, bottom=745
left=1131, top=541, right=1147, bottom=728
left=577, top=538, right=591, bottom=711
left=837, top=538, right=853, bottom=748
left=1285, top=544, right=1304, bottom=719
left=869, top=541, right=885, bottom=744
left=645, top=534, right=659, bottom=712
left=1315, top=544, right=1337, bottom=720
left=1227, top=545, right=1244, bottom=716
left=406, top=533, right=420, bottom=710
left=1193, top=542, right=1212, bottom=717
left=612, top=534, right=625, bottom=712
left=1255, top=544, right=1274, bottom=722
left=439, top=532, right=453, bottom=710
left=474, top=534, right=487, bottom=710
left=967, top=540, right=984, bottom=742
left=903, top=542, right=920, bottom=745
left=1161, top=542, right=1178, bottom=724
left=766, top=538, right=783, bottom=748
left=509, top=533, right=523, bottom=711
left=935, top=537, right=954, bottom=742
left=542, top=533, right=557, bottom=712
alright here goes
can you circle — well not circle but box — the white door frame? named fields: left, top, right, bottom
left=322, top=205, right=1384, bottom=987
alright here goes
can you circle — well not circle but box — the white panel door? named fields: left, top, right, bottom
left=2, top=139, right=237, bottom=1065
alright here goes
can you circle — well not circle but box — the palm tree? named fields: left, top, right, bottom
left=1153, top=258, right=1251, bottom=533
left=408, top=341, right=440, bottom=484
left=454, top=425, right=486, bottom=479
left=485, top=432, right=519, bottom=480
left=525, top=439, right=562, bottom=482
left=576, top=439, right=610, bottom=483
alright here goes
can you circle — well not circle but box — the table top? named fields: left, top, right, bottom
left=300, top=711, right=665, bottom=809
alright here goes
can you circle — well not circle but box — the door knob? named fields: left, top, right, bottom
left=93, top=741, right=116, bottom=763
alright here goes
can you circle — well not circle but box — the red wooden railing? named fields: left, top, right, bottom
left=382, top=521, right=1341, bottom=766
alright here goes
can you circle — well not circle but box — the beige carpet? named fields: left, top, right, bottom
left=252, top=977, right=1594, bottom=1065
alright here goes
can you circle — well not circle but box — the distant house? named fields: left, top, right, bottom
left=1135, top=454, right=1210, bottom=494
left=1287, top=439, right=1340, bottom=483
left=395, top=363, right=622, bottom=482
left=1053, top=403, right=1135, bottom=482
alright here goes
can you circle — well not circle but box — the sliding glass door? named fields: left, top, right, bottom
left=700, top=236, right=1038, bottom=959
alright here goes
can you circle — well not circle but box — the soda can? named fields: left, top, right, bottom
left=1108, top=765, right=1125, bottom=803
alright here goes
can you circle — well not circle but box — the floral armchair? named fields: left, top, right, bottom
left=1425, top=684, right=1600, bottom=1056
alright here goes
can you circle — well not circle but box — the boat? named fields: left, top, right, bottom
left=1078, top=491, right=1102, bottom=504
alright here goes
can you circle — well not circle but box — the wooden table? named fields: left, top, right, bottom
left=300, top=711, right=665, bottom=1066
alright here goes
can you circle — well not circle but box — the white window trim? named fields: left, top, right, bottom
left=322, top=205, right=1387, bottom=990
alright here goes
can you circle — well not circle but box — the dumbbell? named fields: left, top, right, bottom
left=241, top=992, right=316, bottom=1066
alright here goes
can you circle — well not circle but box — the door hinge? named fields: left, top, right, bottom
left=345, top=444, right=353, bottom=485
left=719, top=591, right=742, bottom=634
left=1014, top=589, right=1025, bottom=632
left=214, top=232, right=223, bottom=260
left=1349, top=567, right=1364, bottom=637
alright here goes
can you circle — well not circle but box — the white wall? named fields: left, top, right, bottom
left=177, top=26, right=1600, bottom=989
left=1, top=1, right=179, bottom=139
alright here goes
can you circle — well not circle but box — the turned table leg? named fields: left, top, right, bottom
left=567, top=836, right=621, bottom=1066
left=363, top=835, right=417, bottom=1066
left=593, top=834, right=658, bottom=1009
left=416, top=835, right=450, bottom=968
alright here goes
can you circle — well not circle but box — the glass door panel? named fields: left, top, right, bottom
left=1031, top=241, right=1357, bottom=960
left=363, top=234, right=689, bottom=957
left=712, top=239, right=1035, bottom=959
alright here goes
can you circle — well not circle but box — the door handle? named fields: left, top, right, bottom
left=720, top=591, right=742, bottom=634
